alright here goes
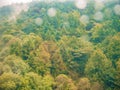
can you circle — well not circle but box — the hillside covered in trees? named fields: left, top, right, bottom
left=0, top=0, right=120, bottom=90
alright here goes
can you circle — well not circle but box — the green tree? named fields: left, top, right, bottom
left=90, top=23, right=116, bottom=43
left=3, top=55, right=30, bottom=74
left=115, top=59, right=120, bottom=89
left=85, top=49, right=116, bottom=89
left=59, top=36, right=93, bottom=77
left=101, top=33, right=120, bottom=65
left=20, top=72, right=42, bottom=90
left=20, top=72, right=54, bottom=90
left=41, top=75, right=54, bottom=90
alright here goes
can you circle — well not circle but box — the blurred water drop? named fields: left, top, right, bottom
left=47, top=8, right=57, bottom=17
left=35, top=18, right=43, bottom=26
left=95, top=0, right=104, bottom=3
left=63, top=22, right=70, bottom=28
left=80, top=15, right=89, bottom=24
left=75, top=0, right=87, bottom=9
left=94, top=12, right=103, bottom=21
left=8, top=15, right=17, bottom=21
left=104, top=8, right=112, bottom=18
left=58, top=0, right=66, bottom=3
left=114, top=5, right=120, bottom=15
left=81, top=35, right=90, bottom=41
left=44, top=0, right=54, bottom=3
left=94, top=2, right=104, bottom=11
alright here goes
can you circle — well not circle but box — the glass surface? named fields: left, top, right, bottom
left=0, top=0, right=120, bottom=90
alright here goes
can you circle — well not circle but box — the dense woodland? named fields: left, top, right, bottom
left=0, top=0, right=120, bottom=90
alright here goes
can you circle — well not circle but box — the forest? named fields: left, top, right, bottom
left=0, top=0, right=120, bottom=90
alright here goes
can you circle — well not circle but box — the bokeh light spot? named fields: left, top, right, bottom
left=75, top=0, right=87, bottom=9
left=94, top=12, right=103, bottom=21
left=94, top=2, right=104, bottom=11
left=80, top=15, right=89, bottom=24
left=114, top=5, right=120, bottom=15
left=47, top=8, right=57, bottom=17
left=35, top=18, right=43, bottom=26
left=58, top=0, right=66, bottom=3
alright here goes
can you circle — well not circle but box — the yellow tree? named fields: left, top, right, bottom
left=54, top=74, right=77, bottom=90
left=0, top=73, right=21, bottom=90
left=77, top=78, right=91, bottom=90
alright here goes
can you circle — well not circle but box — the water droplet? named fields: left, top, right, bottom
left=114, top=5, right=120, bottom=15
left=95, top=0, right=104, bottom=3
left=80, top=15, right=89, bottom=24
left=9, top=15, right=17, bottom=21
left=58, top=0, right=66, bottom=3
left=35, top=18, right=43, bottom=26
left=63, top=22, right=70, bottom=28
left=104, top=8, right=112, bottom=18
left=75, top=0, right=87, bottom=9
left=94, top=12, right=103, bottom=21
left=94, top=2, right=104, bottom=11
left=47, top=8, right=57, bottom=17
left=81, top=35, right=90, bottom=41
left=44, top=0, right=54, bottom=4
